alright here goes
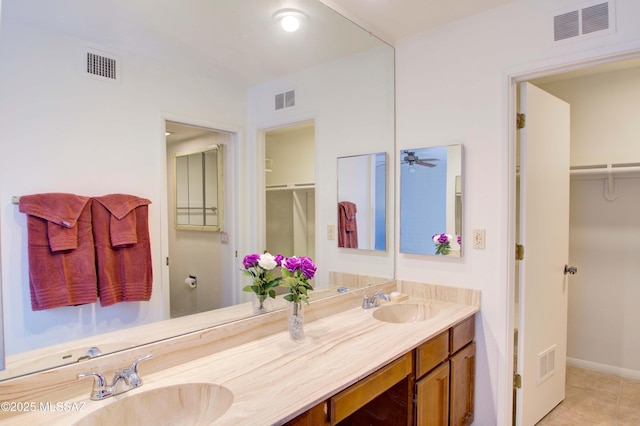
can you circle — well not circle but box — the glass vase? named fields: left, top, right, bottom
left=253, top=294, right=273, bottom=315
left=287, top=300, right=305, bottom=342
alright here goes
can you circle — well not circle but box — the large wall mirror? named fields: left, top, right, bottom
left=337, top=153, right=387, bottom=250
left=400, top=145, right=463, bottom=257
left=0, top=0, right=394, bottom=380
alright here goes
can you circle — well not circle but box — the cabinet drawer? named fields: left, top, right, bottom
left=415, top=330, right=449, bottom=379
left=450, top=315, right=475, bottom=354
left=330, top=352, right=413, bottom=424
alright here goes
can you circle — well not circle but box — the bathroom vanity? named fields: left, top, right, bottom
left=0, top=280, right=479, bottom=425
left=285, top=314, right=475, bottom=425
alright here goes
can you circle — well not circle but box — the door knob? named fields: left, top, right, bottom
left=564, top=265, right=577, bottom=275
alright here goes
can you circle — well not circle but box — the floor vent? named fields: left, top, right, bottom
left=553, top=1, right=613, bottom=42
left=537, top=345, right=556, bottom=384
left=275, top=90, right=295, bottom=110
left=85, top=49, right=120, bottom=82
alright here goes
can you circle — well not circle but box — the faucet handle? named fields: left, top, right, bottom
left=130, top=353, right=153, bottom=374
left=77, top=372, right=113, bottom=400
left=124, top=354, right=153, bottom=388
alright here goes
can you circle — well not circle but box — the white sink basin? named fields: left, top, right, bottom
left=74, top=383, right=234, bottom=425
left=373, top=303, right=440, bottom=323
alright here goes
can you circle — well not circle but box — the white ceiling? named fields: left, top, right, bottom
left=332, top=0, right=640, bottom=82
left=2, top=0, right=384, bottom=86
left=327, top=0, right=518, bottom=42
left=5, top=0, right=636, bottom=86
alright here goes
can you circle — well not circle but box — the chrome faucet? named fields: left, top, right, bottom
left=362, top=291, right=391, bottom=309
left=78, top=354, right=153, bottom=400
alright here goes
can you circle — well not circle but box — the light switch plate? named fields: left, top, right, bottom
left=327, top=225, right=336, bottom=240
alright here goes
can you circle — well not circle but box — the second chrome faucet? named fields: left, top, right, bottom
left=78, top=354, right=153, bottom=400
left=362, top=291, right=391, bottom=309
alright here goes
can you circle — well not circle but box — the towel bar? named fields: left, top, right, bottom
left=11, top=195, right=20, bottom=205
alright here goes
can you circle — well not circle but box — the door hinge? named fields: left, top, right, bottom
left=166, top=256, right=169, bottom=266
left=514, top=373, right=522, bottom=389
left=516, top=113, right=526, bottom=129
left=516, top=244, right=524, bottom=260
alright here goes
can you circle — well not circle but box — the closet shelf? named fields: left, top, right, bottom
left=265, top=183, right=315, bottom=191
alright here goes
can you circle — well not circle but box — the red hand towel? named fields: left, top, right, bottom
left=92, top=194, right=153, bottom=307
left=338, top=201, right=358, bottom=249
left=18, top=193, right=97, bottom=310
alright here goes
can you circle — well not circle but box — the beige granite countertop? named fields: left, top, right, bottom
left=4, top=290, right=478, bottom=425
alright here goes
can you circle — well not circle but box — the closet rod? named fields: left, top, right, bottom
left=570, top=162, right=640, bottom=175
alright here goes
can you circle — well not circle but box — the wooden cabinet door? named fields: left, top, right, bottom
left=450, top=342, right=475, bottom=426
left=415, top=362, right=449, bottom=426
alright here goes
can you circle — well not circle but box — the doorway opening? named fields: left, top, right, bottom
left=511, top=54, right=640, bottom=425
left=165, top=120, right=234, bottom=319
left=263, top=121, right=316, bottom=260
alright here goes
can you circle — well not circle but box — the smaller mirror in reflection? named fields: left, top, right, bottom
left=400, top=145, right=463, bottom=257
left=337, top=152, right=387, bottom=250
left=174, top=145, right=223, bottom=231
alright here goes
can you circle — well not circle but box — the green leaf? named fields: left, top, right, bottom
left=268, top=289, right=276, bottom=298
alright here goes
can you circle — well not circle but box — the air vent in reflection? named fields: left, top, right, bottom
left=85, top=49, right=120, bottom=82
left=275, top=90, right=295, bottom=110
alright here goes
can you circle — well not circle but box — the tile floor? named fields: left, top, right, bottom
left=536, top=365, right=640, bottom=425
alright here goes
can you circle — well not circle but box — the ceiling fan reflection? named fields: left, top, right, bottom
left=402, top=151, right=439, bottom=168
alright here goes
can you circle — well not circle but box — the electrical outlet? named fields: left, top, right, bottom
left=473, top=229, right=486, bottom=249
left=327, top=225, right=336, bottom=240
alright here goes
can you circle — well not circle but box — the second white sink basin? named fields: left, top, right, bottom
left=373, top=303, right=440, bottom=323
left=74, top=383, right=234, bottom=425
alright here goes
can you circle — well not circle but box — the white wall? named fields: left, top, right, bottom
left=538, top=67, right=640, bottom=377
left=541, top=67, right=640, bottom=167
left=395, top=0, right=640, bottom=424
left=0, top=20, right=247, bottom=353
left=247, top=45, right=396, bottom=284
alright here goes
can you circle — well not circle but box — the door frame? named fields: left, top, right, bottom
left=505, top=49, right=640, bottom=425
left=160, top=113, right=242, bottom=317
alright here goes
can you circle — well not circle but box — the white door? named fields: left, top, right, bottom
left=516, top=82, right=571, bottom=425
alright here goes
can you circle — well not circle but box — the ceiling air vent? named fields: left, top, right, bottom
left=275, top=90, right=295, bottom=110
left=85, top=49, right=120, bottom=82
left=553, top=1, right=613, bottom=42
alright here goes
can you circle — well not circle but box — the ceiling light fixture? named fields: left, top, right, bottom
left=273, top=9, right=308, bottom=32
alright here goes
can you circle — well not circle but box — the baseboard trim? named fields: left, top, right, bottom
left=567, top=357, right=640, bottom=380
